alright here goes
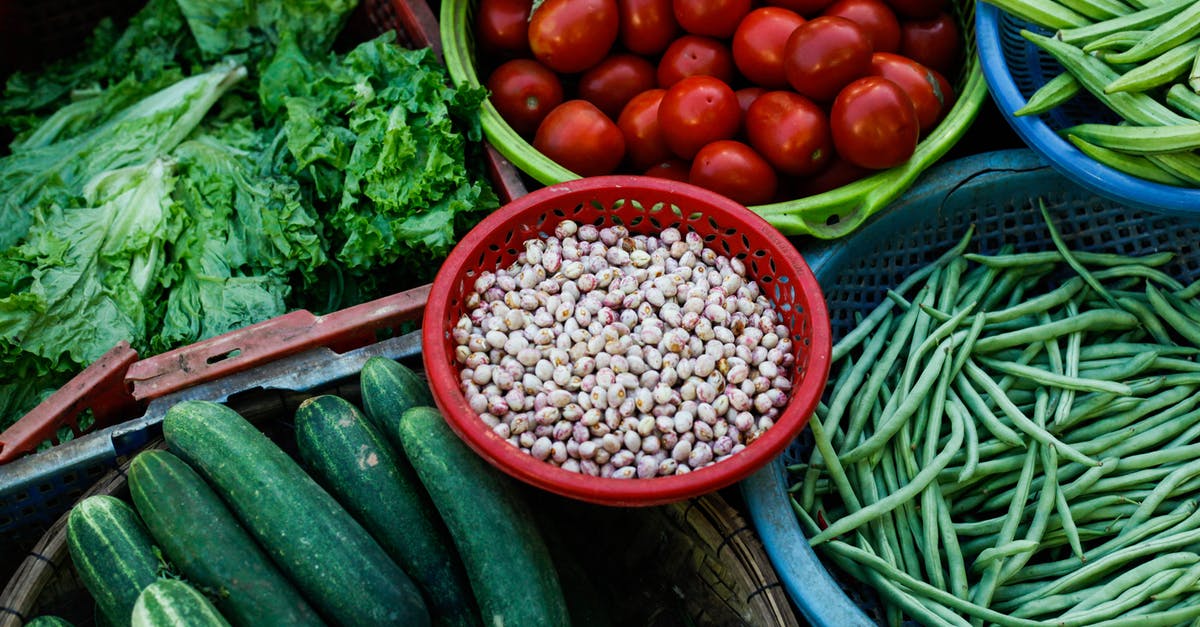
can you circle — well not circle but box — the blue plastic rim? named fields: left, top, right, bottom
left=741, top=148, right=1200, bottom=626
left=975, top=2, right=1200, bottom=217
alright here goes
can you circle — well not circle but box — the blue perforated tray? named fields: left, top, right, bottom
left=741, top=148, right=1200, bottom=626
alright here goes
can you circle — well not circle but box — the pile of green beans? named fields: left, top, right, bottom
left=985, top=0, right=1200, bottom=187
left=790, top=200, right=1200, bottom=626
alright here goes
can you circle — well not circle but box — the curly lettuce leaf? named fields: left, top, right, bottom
left=176, top=0, right=360, bottom=61
left=280, top=33, right=497, bottom=273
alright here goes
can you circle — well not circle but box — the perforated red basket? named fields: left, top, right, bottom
left=422, top=175, right=832, bottom=506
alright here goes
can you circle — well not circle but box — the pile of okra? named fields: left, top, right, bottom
left=988, top=0, right=1200, bottom=186
left=791, top=201, right=1200, bottom=625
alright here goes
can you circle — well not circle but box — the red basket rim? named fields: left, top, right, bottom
left=422, top=175, right=832, bottom=506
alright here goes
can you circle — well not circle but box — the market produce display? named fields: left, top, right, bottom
left=470, top=0, right=962, bottom=206
left=451, top=220, right=796, bottom=478
left=0, top=0, right=498, bottom=432
left=982, top=0, right=1200, bottom=187
left=48, top=360, right=570, bottom=626
left=792, top=202, right=1200, bottom=624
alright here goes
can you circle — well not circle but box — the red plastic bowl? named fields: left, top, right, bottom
left=422, top=175, right=832, bottom=506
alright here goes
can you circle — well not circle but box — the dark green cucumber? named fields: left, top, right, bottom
left=128, top=449, right=325, bottom=627
left=294, top=395, right=479, bottom=627
left=162, top=400, right=430, bottom=627
left=130, top=580, right=230, bottom=627
left=396, top=406, right=570, bottom=627
left=359, top=356, right=433, bottom=444
left=66, top=495, right=161, bottom=627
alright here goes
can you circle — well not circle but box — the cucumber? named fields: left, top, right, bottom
left=162, top=400, right=430, bottom=627
left=130, top=580, right=230, bottom=627
left=66, top=495, right=161, bottom=627
left=128, top=449, right=325, bottom=627
left=294, top=395, right=479, bottom=627
left=359, top=356, right=433, bottom=444
left=396, top=406, right=570, bottom=627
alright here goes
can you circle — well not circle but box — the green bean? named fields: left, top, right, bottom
left=1077, top=397, right=1200, bottom=457
left=806, top=413, right=862, bottom=516
left=971, top=539, right=1042, bottom=571
left=964, top=359, right=1102, bottom=466
left=934, top=487, right=970, bottom=600
left=1041, top=199, right=1125, bottom=310
left=970, top=439, right=1041, bottom=614
left=976, top=354, right=1136, bottom=394
left=821, top=540, right=1045, bottom=627
left=1074, top=349, right=1159, bottom=381
left=1056, top=483, right=1087, bottom=560
left=809, top=404, right=963, bottom=546
left=1015, top=71, right=1082, bottom=116
left=1156, top=563, right=1200, bottom=602
left=830, top=226, right=974, bottom=362
left=840, top=283, right=930, bottom=452
left=1104, top=0, right=1200, bottom=64
left=840, top=342, right=951, bottom=465
left=1060, top=570, right=1183, bottom=625
left=879, top=445, right=927, bottom=582
left=964, top=249, right=1175, bottom=269
left=1055, top=301, right=1084, bottom=427
left=971, top=308, right=1140, bottom=354
left=1003, top=526, right=1200, bottom=606
left=1071, top=556, right=1199, bottom=614
left=1090, top=602, right=1200, bottom=626
left=1105, top=39, right=1200, bottom=93
left=1148, top=282, right=1200, bottom=344
left=1119, top=458, right=1200, bottom=537
left=1119, top=295, right=1175, bottom=344
left=950, top=378, right=1026, bottom=449
left=956, top=402, right=981, bottom=484
left=1093, top=262, right=1189, bottom=291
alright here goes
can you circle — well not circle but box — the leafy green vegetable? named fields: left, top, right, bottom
left=0, top=61, right=246, bottom=249
left=279, top=34, right=496, bottom=273
left=176, top=0, right=359, bottom=60
left=0, top=0, right=497, bottom=433
left=0, top=158, right=180, bottom=374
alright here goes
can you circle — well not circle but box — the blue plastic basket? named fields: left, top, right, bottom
left=741, top=148, right=1200, bottom=626
left=975, top=2, right=1200, bottom=216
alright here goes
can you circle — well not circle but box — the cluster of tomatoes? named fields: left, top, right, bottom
left=476, top=0, right=961, bottom=206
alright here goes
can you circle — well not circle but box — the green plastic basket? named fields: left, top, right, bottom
left=440, top=0, right=987, bottom=239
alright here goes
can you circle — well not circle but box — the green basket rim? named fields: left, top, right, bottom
left=440, top=0, right=987, bottom=239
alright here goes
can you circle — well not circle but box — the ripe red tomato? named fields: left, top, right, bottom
left=900, top=12, right=961, bottom=75
left=656, top=35, right=736, bottom=88
left=475, top=0, right=533, bottom=57
left=884, top=0, right=947, bottom=18
left=644, top=159, right=692, bottom=181
left=618, top=89, right=674, bottom=171
left=735, top=87, right=767, bottom=120
left=745, top=91, right=833, bottom=176
left=578, top=54, right=658, bottom=120
left=689, top=140, right=778, bottom=206
left=931, top=67, right=956, bottom=121
left=658, top=76, right=741, bottom=160
left=783, top=16, right=873, bottom=102
left=822, top=0, right=901, bottom=53
left=618, top=0, right=680, bottom=56
left=830, top=76, right=919, bottom=169
left=487, top=59, right=565, bottom=137
left=673, top=0, right=752, bottom=38
left=764, top=0, right=838, bottom=16
left=868, top=52, right=944, bottom=133
left=529, top=0, right=620, bottom=74
left=794, top=156, right=871, bottom=196
left=534, top=100, right=626, bottom=176
left=732, top=7, right=806, bottom=89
